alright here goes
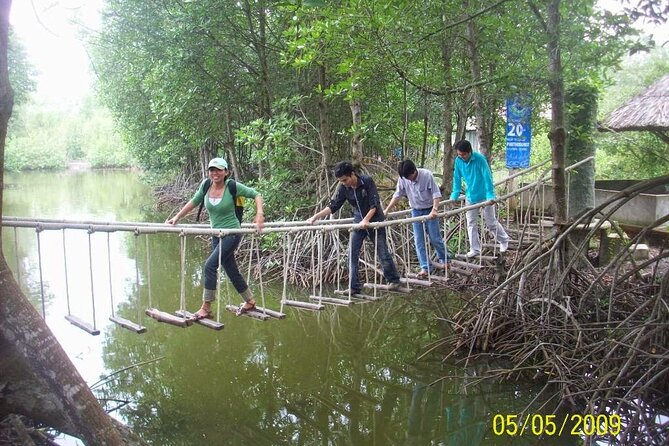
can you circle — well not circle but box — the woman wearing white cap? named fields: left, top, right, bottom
left=166, top=157, right=265, bottom=317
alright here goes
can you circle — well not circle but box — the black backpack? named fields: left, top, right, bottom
left=196, top=178, right=245, bottom=223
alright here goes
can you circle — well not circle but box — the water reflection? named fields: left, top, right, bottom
left=2, top=170, right=152, bottom=383
left=99, top=294, right=576, bottom=445
left=3, top=170, right=576, bottom=445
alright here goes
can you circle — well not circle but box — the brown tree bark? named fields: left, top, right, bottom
left=350, top=99, right=363, bottom=162
left=224, top=108, right=244, bottom=180
left=317, top=63, right=332, bottom=168
left=241, top=0, right=272, bottom=179
left=0, top=1, right=143, bottom=444
left=546, top=0, right=568, bottom=225
left=0, top=257, right=126, bottom=444
left=440, top=20, right=456, bottom=192
left=463, top=0, right=492, bottom=160
left=242, top=0, right=272, bottom=120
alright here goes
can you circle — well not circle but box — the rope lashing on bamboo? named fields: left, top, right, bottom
left=442, top=201, right=450, bottom=282
left=280, top=232, right=289, bottom=314
left=308, top=228, right=353, bottom=307
left=335, top=228, right=342, bottom=293
left=61, top=229, right=71, bottom=318
left=347, top=228, right=354, bottom=300
left=35, top=225, right=46, bottom=319
left=87, top=229, right=99, bottom=334
left=107, top=233, right=115, bottom=319
left=144, top=234, right=152, bottom=319
left=56, top=226, right=99, bottom=335
left=209, top=233, right=223, bottom=323
left=315, top=229, right=326, bottom=301
left=107, top=232, right=147, bottom=333
left=134, top=232, right=141, bottom=304
left=282, top=229, right=324, bottom=311
left=253, top=236, right=277, bottom=317
left=147, top=231, right=193, bottom=328
left=421, top=217, right=431, bottom=281
left=372, top=228, right=379, bottom=292
left=364, top=228, right=372, bottom=290
left=61, top=228, right=100, bottom=335
left=310, top=229, right=317, bottom=300
left=246, top=233, right=255, bottom=284
left=403, top=218, right=412, bottom=278
left=13, top=227, right=21, bottom=284
left=358, top=228, right=412, bottom=295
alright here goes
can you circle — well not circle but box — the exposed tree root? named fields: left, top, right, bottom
left=446, top=176, right=669, bottom=446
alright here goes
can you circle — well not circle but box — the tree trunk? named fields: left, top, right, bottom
left=242, top=0, right=272, bottom=179
left=565, top=81, right=597, bottom=219
left=224, top=108, right=244, bottom=180
left=350, top=99, right=363, bottom=162
left=0, top=258, right=127, bottom=444
left=401, top=78, right=408, bottom=157
left=0, top=0, right=10, bottom=249
left=546, top=0, right=568, bottom=226
left=199, top=137, right=218, bottom=178
left=440, top=19, right=455, bottom=192
left=463, top=0, right=491, bottom=160
left=243, top=0, right=272, bottom=120
left=420, top=89, right=429, bottom=168
left=317, top=63, right=332, bottom=168
left=0, top=2, right=142, bottom=444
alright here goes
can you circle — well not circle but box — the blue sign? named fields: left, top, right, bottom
left=505, top=97, right=532, bottom=168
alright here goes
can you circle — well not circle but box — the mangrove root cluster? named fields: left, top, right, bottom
left=449, top=177, right=669, bottom=446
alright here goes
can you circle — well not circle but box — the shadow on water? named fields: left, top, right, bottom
left=3, top=170, right=578, bottom=445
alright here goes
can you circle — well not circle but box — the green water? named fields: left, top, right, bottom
left=2, top=170, right=575, bottom=446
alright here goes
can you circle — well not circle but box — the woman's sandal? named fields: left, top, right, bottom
left=235, top=301, right=256, bottom=316
left=416, top=270, right=429, bottom=279
left=191, top=308, right=212, bottom=320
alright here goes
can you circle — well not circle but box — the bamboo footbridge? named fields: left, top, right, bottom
left=2, top=158, right=595, bottom=335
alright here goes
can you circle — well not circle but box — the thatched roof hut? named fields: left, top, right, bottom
left=598, top=74, right=669, bottom=144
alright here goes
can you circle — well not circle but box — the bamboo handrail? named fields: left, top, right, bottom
left=0, top=158, right=588, bottom=236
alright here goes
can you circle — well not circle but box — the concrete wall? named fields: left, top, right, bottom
left=519, top=183, right=669, bottom=230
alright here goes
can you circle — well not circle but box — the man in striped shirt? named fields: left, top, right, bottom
left=385, top=159, right=450, bottom=278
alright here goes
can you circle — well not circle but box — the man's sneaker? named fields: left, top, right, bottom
left=342, top=288, right=362, bottom=296
left=387, top=282, right=400, bottom=291
left=500, top=240, right=509, bottom=253
left=466, top=250, right=480, bottom=258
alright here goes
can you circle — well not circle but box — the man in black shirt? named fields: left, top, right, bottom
left=307, top=161, right=401, bottom=295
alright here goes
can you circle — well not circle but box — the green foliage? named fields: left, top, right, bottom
left=4, top=95, right=132, bottom=171
left=89, top=0, right=661, bottom=212
left=595, top=131, right=668, bottom=179
left=566, top=80, right=599, bottom=160
left=599, top=49, right=669, bottom=118
left=595, top=48, right=669, bottom=179
left=79, top=98, right=134, bottom=168
left=8, top=28, right=37, bottom=108
left=236, top=97, right=317, bottom=220
left=5, top=105, right=68, bottom=171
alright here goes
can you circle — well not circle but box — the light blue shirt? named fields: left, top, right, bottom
left=392, top=168, right=442, bottom=210
left=450, top=152, right=496, bottom=204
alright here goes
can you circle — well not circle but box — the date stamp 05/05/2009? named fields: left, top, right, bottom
left=491, top=413, right=622, bottom=437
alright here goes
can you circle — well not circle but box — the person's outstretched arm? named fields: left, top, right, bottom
left=306, top=207, right=332, bottom=224
left=253, top=195, right=265, bottom=231
left=166, top=201, right=196, bottom=225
